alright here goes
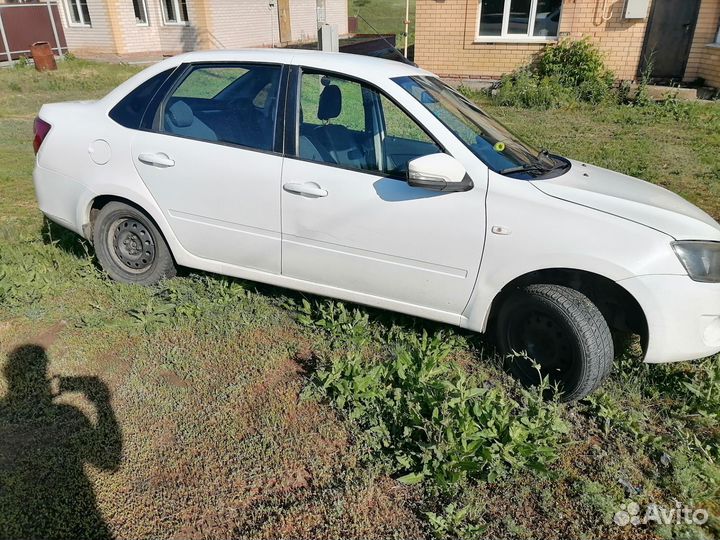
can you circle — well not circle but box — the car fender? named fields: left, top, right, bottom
left=461, top=175, right=686, bottom=332
left=77, top=182, right=202, bottom=270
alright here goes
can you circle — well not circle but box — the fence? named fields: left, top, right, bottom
left=0, top=1, right=66, bottom=62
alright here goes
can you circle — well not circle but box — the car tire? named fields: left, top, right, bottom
left=495, top=284, right=613, bottom=401
left=92, top=201, right=176, bottom=285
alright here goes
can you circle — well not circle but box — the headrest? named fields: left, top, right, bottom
left=317, top=85, right=341, bottom=121
left=167, top=100, right=193, bottom=128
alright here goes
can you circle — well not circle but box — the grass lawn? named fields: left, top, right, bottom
left=0, top=59, right=719, bottom=540
left=349, top=0, right=416, bottom=47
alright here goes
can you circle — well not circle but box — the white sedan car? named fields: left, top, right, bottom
left=33, top=50, right=720, bottom=400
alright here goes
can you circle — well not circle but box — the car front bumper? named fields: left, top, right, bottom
left=619, top=274, right=720, bottom=363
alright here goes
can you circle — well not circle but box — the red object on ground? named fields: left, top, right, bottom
left=30, top=41, right=57, bottom=72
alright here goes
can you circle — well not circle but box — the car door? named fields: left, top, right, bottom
left=281, top=68, right=486, bottom=315
left=131, top=62, right=285, bottom=273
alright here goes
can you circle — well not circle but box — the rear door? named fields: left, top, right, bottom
left=130, top=62, right=285, bottom=273
left=280, top=68, right=486, bottom=316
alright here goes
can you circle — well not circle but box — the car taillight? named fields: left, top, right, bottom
left=33, top=117, right=51, bottom=155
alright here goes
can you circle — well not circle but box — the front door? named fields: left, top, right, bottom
left=131, top=62, right=285, bottom=273
left=280, top=69, right=486, bottom=315
left=640, top=0, right=700, bottom=80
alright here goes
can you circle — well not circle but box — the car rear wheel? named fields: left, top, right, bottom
left=495, top=284, right=613, bottom=401
left=93, top=201, right=176, bottom=285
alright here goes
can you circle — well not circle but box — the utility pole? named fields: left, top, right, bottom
left=269, top=0, right=276, bottom=48
left=403, top=0, right=410, bottom=58
left=316, top=0, right=326, bottom=28
left=316, top=0, right=338, bottom=52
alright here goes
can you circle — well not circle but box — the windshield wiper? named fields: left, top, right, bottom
left=499, top=163, right=552, bottom=175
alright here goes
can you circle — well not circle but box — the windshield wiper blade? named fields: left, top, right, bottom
left=499, top=163, right=552, bottom=175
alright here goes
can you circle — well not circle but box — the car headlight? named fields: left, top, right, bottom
left=672, top=241, right=720, bottom=283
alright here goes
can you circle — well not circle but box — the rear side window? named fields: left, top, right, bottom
left=109, top=69, right=174, bottom=129
left=159, top=64, right=282, bottom=152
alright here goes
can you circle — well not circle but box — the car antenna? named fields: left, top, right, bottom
left=353, top=11, right=417, bottom=67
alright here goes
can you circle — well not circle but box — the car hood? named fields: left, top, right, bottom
left=531, top=160, right=720, bottom=241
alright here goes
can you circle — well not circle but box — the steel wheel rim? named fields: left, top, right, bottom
left=108, top=217, right=156, bottom=273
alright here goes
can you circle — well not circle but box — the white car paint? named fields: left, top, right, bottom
left=33, top=49, right=720, bottom=365
left=131, top=130, right=283, bottom=273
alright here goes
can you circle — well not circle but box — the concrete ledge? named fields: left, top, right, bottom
left=441, top=77, right=497, bottom=91
left=629, top=84, right=698, bottom=101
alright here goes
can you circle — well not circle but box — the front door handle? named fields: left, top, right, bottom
left=283, top=182, right=328, bottom=198
left=138, top=152, right=175, bottom=168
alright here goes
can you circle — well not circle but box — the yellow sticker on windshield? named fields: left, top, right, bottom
left=494, top=142, right=505, bottom=152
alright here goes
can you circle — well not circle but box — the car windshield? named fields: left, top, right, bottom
left=393, top=76, right=558, bottom=176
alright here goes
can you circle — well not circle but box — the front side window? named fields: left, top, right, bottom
left=66, top=0, right=91, bottom=26
left=395, top=75, right=565, bottom=178
left=478, top=0, right=561, bottom=39
left=297, top=71, right=441, bottom=176
left=160, top=64, right=281, bottom=152
left=133, top=0, right=149, bottom=25
left=162, top=0, right=189, bottom=24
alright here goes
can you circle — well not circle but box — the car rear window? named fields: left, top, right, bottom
left=109, top=68, right=175, bottom=129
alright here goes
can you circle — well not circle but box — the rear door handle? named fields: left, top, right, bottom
left=283, top=182, right=328, bottom=198
left=138, top=152, right=175, bottom=168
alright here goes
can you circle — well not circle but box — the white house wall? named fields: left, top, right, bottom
left=116, top=0, right=162, bottom=55
left=60, top=0, right=349, bottom=57
left=289, top=0, right=348, bottom=43
left=206, top=0, right=348, bottom=49
left=208, top=0, right=281, bottom=48
left=58, top=0, right=116, bottom=55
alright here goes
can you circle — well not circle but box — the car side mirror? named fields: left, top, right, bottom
left=407, top=153, right=474, bottom=192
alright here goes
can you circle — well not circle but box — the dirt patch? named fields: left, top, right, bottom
left=158, top=369, right=190, bottom=388
left=29, top=320, right=67, bottom=349
left=92, top=348, right=134, bottom=386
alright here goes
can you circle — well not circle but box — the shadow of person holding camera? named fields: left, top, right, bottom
left=0, top=345, right=122, bottom=539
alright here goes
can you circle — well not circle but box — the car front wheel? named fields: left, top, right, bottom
left=495, top=284, right=613, bottom=401
left=93, top=201, right=176, bottom=285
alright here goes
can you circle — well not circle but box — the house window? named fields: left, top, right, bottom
left=477, top=0, right=562, bottom=40
left=162, top=0, right=189, bottom=24
left=133, top=0, right=149, bottom=25
left=66, top=0, right=91, bottom=26
left=715, top=24, right=720, bottom=44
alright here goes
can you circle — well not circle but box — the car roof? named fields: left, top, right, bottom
left=169, top=48, right=433, bottom=79
left=101, top=49, right=434, bottom=109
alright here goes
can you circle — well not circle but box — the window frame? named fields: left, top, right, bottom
left=65, top=0, right=91, bottom=27
left=715, top=24, right=720, bottom=45
left=287, top=65, right=448, bottom=181
left=161, top=0, right=189, bottom=25
left=133, top=0, right=149, bottom=26
left=108, top=67, right=178, bottom=129
left=150, top=61, right=287, bottom=156
left=475, top=0, right=562, bottom=43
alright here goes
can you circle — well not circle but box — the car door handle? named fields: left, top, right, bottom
left=283, top=182, right=328, bottom=198
left=138, top=152, right=175, bottom=168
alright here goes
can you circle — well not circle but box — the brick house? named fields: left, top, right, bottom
left=415, top=0, right=720, bottom=88
left=56, top=0, right=347, bottom=60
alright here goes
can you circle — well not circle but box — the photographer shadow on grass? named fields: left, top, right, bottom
left=0, top=345, right=122, bottom=540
